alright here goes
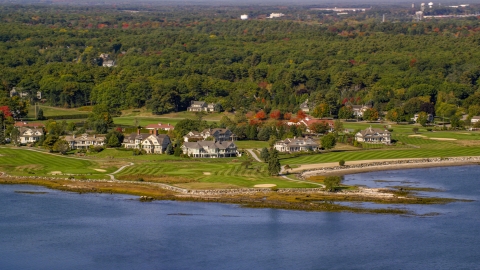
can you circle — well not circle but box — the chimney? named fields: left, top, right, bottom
left=137, top=128, right=141, bottom=135
left=155, top=129, right=158, bottom=136
left=94, top=134, right=96, bottom=138
left=73, top=134, right=76, bottom=139
left=149, top=129, right=153, bottom=135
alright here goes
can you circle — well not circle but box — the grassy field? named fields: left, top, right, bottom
left=27, top=105, right=89, bottom=118
left=115, top=158, right=316, bottom=189
left=0, top=147, right=113, bottom=178
left=235, top=140, right=270, bottom=149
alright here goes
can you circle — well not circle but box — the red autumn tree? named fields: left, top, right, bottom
left=284, top=112, right=292, bottom=120
left=297, top=110, right=307, bottom=120
left=269, top=109, right=282, bottom=120
left=255, top=110, right=266, bottom=120
left=0, top=106, right=12, bottom=118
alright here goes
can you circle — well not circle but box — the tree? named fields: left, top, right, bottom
left=312, top=103, right=330, bottom=118
left=260, top=147, right=269, bottom=162
left=309, top=122, right=329, bottom=134
left=363, top=108, right=379, bottom=122
left=105, top=130, right=124, bottom=148
left=417, top=112, right=429, bottom=127
left=268, top=135, right=278, bottom=148
left=269, top=109, right=282, bottom=120
left=267, top=148, right=281, bottom=175
left=107, top=134, right=120, bottom=147
left=37, top=108, right=45, bottom=120
left=338, top=106, right=354, bottom=120
left=324, top=176, right=341, bottom=192
left=321, top=133, right=337, bottom=150
left=333, top=120, right=344, bottom=133
left=296, top=110, right=307, bottom=120
left=257, top=127, right=270, bottom=141
left=43, top=134, right=59, bottom=152
left=53, top=139, right=69, bottom=154
left=0, top=112, right=4, bottom=145
left=165, top=143, right=174, bottom=155
left=10, top=128, right=19, bottom=146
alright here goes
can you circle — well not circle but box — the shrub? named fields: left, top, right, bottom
left=426, top=128, right=432, bottom=132
left=387, top=128, right=394, bottom=132
left=324, top=176, right=342, bottom=192
left=339, top=159, right=345, bottom=166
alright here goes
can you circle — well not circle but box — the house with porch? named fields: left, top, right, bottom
left=181, top=141, right=237, bottom=158
left=122, top=129, right=170, bottom=154
left=18, top=127, right=44, bottom=145
left=274, top=137, right=319, bottom=153
left=187, top=101, right=217, bottom=112
left=63, top=134, right=106, bottom=150
left=355, top=127, right=391, bottom=144
left=184, top=128, right=236, bottom=142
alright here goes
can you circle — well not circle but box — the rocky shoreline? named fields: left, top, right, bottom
left=300, top=157, right=480, bottom=178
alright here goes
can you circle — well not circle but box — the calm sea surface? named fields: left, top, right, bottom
left=1, top=165, right=480, bottom=270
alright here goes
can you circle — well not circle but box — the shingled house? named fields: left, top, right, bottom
left=181, top=141, right=237, bottom=158
left=355, top=127, right=391, bottom=144
left=187, top=101, right=217, bottom=112
left=274, top=137, right=319, bottom=153
left=122, top=129, right=170, bottom=154
left=63, top=134, right=106, bottom=150
left=18, top=127, right=44, bottom=145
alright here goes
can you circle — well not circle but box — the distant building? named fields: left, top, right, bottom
left=274, top=137, right=319, bottom=153
left=268, top=13, right=285, bottom=18
left=145, top=123, right=174, bottom=131
left=351, top=105, right=371, bottom=118
left=412, top=113, right=434, bottom=123
left=355, top=127, right=391, bottom=144
left=181, top=141, right=237, bottom=158
left=63, top=134, right=106, bottom=150
left=187, top=101, right=218, bottom=112
left=18, top=127, right=44, bottom=145
left=300, top=99, right=310, bottom=113
left=471, top=116, right=480, bottom=124
left=102, top=60, right=116, bottom=67
left=240, top=14, right=249, bottom=20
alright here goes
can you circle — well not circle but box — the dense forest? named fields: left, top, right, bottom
left=1, top=4, right=480, bottom=124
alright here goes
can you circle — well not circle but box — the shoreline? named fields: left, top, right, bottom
left=0, top=158, right=471, bottom=214
left=298, top=157, right=480, bottom=178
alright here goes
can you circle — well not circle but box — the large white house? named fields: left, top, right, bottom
left=122, top=130, right=171, bottom=154
left=18, top=127, right=44, bottom=144
left=63, top=134, right=106, bottom=149
left=274, top=137, right=319, bottom=153
left=187, top=101, right=217, bottom=112
left=355, top=127, right=391, bottom=144
left=181, top=141, right=237, bottom=158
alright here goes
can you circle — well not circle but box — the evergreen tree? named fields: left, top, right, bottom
left=107, top=134, right=120, bottom=147
left=267, top=148, right=281, bottom=176
left=0, top=112, right=5, bottom=145
left=260, top=147, right=269, bottom=162
left=165, top=143, right=174, bottom=155
left=37, top=108, right=45, bottom=120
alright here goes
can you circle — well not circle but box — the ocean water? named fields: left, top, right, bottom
left=1, top=165, right=480, bottom=270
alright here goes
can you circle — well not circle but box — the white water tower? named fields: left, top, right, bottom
left=241, top=14, right=248, bottom=20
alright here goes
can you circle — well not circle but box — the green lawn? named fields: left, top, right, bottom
left=28, top=105, right=89, bottom=118
left=235, top=140, right=270, bottom=149
left=0, top=147, right=110, bottom=178
left=281, top=146, right=480, bottom=165
left=116, top=159, right=316, bottom=188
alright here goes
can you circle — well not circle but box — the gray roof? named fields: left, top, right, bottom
left=276, top=137, right=318, bottom=148
left=357, top=127, right=390, bottom=137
